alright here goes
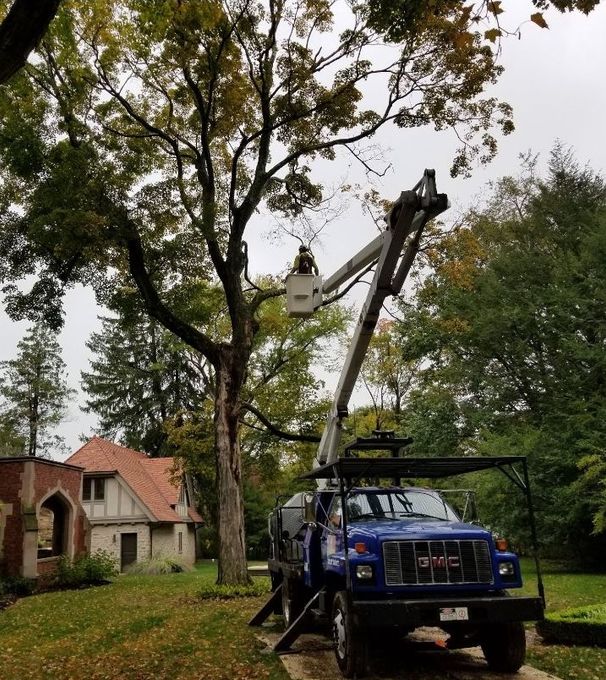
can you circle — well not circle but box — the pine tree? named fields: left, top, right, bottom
left=82, top=313, right=208, bottom=457
left=0, top=324, right=74, bottom=457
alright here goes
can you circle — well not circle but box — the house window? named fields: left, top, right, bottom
left=83, top=478, right=106, bottom=502
left=178, top=531, right=183, bottom=554
left=83, top=478, right=92, bottom=501
left=94, top=478, right=105, bottom=501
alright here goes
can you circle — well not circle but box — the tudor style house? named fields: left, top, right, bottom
left=66, top=437, right=202, bottom=571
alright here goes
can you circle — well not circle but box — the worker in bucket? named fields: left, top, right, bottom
left=290, top=245, right=319, bottom=276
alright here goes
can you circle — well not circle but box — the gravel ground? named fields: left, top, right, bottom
left=257, top=624, right=561, bottom=680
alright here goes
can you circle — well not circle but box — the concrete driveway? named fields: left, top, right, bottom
left=257, top=625, right=560, bottom=680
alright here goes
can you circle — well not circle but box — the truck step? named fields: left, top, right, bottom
left=310, top=608, right=329, bottom=624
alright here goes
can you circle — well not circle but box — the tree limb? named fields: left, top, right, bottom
left=241, top=401, right=320, bottom=443
left=123, top=220, right=220, bottom=367
left=0, top=0, right=61, bottom=85
left=322, top=262, right=376, bottom=307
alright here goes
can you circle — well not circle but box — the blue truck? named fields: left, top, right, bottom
left=251, top=436, right=545, bottom=677
left=249, top=171, right=544, bottom=676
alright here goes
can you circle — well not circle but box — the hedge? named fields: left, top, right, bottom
left=537, top=604, right=606, bottom=647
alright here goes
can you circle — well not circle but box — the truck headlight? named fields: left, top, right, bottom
left=356, top=565, right=373, bottom=580
left=498, top=561, right=515, bottom=577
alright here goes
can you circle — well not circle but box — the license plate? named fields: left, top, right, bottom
left=439, top=607, right=469, bottom=622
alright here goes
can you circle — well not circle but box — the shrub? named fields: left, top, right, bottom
left=125, top=555, right=193, bottom=575
left=537, top=604, right=606, bottom=647
left=55, top=550, right=118, bottom=588
left=0, top=576, right=36, bottom=597
left=195, top=526, right=218, bottom=559
left=199, top=579, right=270, bottom=600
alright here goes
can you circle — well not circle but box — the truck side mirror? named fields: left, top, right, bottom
left=303, top=493, right=315, bottom=523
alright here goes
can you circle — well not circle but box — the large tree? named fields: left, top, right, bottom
left=397, top=147, right=606, bottom=560
left=0, top=1, right=597, bottom=582
left=83, top=278, right=346, bottom=550
left=0, top=323, right=74, bottom=457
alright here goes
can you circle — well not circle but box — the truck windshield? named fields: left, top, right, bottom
left=346, top=490, right=458, bottom=522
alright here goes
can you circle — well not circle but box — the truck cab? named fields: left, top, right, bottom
left=318, top=486, right=522, bottom=595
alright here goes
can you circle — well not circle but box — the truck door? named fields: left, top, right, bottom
left=321, top=494, right=344, bottom=571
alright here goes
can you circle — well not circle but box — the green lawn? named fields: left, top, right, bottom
left=0, top=563, right=289, bottom=680
left=1, top=559, right=606, bottom=680
left=519, top=558, right=606, bottom=680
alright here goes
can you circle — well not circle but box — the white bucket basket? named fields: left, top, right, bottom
left=286, top=274, right=322, bottom=318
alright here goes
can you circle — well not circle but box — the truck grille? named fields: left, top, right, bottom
left=383, top=540, right=493, bottom=586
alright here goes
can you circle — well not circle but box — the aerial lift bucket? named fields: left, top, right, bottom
left=285, top=274, right=322, bottom=318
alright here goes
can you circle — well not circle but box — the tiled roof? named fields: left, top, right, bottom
left=66, top=437, right=202, bottom=524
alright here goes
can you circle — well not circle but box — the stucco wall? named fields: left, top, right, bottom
left=151, top=523, right=196, bottom=566
left=82, top=476, right=148, bottom=521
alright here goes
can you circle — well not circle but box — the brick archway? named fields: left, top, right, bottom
left=38, top=491, right=72, bottom=560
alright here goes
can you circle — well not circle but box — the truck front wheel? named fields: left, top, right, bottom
left=480, top=621, right=526, bottom=673
left=332, top=591, right=368, bottom=678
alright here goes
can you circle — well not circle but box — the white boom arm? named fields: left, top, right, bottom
left=315, top=169, right=449, bottom=474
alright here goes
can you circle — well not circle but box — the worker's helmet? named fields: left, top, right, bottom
left=299, top=245, right=308, bottom=252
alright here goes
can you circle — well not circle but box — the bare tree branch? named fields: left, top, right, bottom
left=241, top=401, right=320, bottom=443
left=321, top=262, right=375, bottom=307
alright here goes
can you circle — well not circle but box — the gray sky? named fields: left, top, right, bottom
left=1, top=2, right=605, bottom=459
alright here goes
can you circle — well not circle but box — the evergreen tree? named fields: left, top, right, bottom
left=0, top=418, right=25, bottom=456
left=82, top=313, right=208, bottom=457
left=0, top=324, right=74, bottom=457
left=398, top=147, right=606, bottom=562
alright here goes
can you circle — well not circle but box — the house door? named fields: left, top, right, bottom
left=120, top=533, right=137, bottom=571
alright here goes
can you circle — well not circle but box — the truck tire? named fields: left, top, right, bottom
left=332, top=590, right=368, bottom=678
left=281, top=577, right=304, bottom=629
left=480, top=621, right=526, bottom=673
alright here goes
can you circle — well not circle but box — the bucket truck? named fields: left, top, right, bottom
left=250, top=170, right=544, bottom=678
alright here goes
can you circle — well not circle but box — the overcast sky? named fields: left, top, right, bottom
left=1, top=2, right=605, bottom=459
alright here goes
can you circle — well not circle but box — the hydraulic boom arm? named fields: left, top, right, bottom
left=315, top=170, right=448, bottom=473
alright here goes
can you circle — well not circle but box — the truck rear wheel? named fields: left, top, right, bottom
left=332, top=590, right=368, bottom=678
left=281, top=577, right=304, bottom=629
left=480, top=621, right=526, bottom=673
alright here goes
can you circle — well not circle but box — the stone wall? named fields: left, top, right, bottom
left=151, top=523, right=196, bottom=566
left=90, top=523, right=151, bottom=571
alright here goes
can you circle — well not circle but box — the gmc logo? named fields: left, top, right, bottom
left=418, top=556, right=460, bottom=569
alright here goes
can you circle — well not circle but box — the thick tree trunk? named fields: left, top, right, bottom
left=214, top=346, right=251, bottom=585
left=0, top=0, right=62, bottom=84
